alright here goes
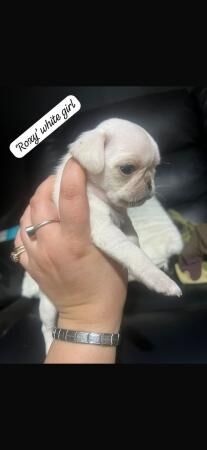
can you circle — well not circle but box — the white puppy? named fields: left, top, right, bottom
left=22, top=118, right=182, bottom=352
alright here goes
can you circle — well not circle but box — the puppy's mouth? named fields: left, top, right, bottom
left=123, top=194, right=154, bottom=208
left=118, top=198, right=146, bottom=208
left=128, top=199, right=146, bottom=207
left=127, top=191, right=154, bottom=207
left=110, top=193, right=154, bottom=209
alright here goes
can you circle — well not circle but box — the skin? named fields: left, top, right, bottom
left=15, top=159, right=127, bottom=363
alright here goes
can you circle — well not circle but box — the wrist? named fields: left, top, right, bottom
left=57, top=308, right=122, bottom=334
left=55, top=293, right=126, bottom=334
left=47, top=303, right=123, bottom=364
left=57, top=317, right=121, bottom=334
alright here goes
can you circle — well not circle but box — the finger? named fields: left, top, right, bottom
left=30, top=175, right=60, bottom=242
left=59, top=158, right=90, bottom=241
left=19, top=204, right=38, bottom=252
left=13, top=229, right=29, bottom=270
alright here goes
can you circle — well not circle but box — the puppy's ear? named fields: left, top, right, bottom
left=69, top=129, right=106, bottom=174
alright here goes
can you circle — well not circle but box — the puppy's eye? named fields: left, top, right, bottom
left=120, top=165, right=136, bottom=175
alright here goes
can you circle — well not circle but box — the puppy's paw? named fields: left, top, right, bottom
left=157, top=276, right=182, bottom=297
left=141, top=268, right=182, bottom=297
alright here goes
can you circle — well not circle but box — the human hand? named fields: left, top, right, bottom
left=15, top=159, right=127, bottom=334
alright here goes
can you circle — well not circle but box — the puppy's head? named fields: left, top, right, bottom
left=69, top=118, right=160, bottom=209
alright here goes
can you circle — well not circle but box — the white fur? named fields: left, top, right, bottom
left=128, top=196, right=183, bottom=270
left=22, top=118, right=182, bottom=354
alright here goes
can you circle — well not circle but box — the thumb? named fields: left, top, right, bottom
left=59, top=158, right=90, bottom=241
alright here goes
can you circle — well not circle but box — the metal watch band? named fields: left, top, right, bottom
left=52, top=327, right=120, bottom=347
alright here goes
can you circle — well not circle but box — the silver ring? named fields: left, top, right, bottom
left=25, top=219, right=60, bottom=237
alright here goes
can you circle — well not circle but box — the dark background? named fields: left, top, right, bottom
left=3, top=86, right=191, bottom=143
